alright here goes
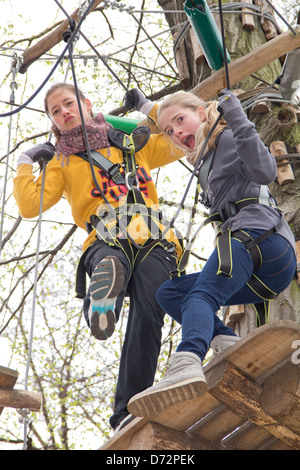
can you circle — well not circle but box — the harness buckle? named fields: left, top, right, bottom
left=199, top=191, right=211, bottom=208
left=219, top=201, right=238, bottom=222
left=125, top=172, right=139, bottom=190
left=165, top=241, right=176, bottom=253
left=108, top=163, right=122, bottom=180
left=170, top=269, right=180, bottom=279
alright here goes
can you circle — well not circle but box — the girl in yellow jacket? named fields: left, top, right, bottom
left=13, top=83, right=183, bottom=431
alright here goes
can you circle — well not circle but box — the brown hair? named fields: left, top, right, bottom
left=44, top=82, right=93, bottom=142
left=157, top=91, right=226, bottom=166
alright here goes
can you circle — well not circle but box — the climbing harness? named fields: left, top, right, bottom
left=74, top=125, right=182, bottom=299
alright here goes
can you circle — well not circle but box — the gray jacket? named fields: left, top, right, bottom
left=202, top=107, right=296, bottom=255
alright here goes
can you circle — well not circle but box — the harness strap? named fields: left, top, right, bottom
left=217, top=229, right=262, bottom=278
left=216, top=229, right=233, bottom=277
left=247, top=274, right=277, bottom=300
left=217, top=228, right=277, bottom=300
left=214, top=223, right=283, bottom=300
left=253, top=301, right=271, bottom=326
left=76, top=150, right=125, bottom=185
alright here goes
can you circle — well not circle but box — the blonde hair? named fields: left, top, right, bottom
left=44, top=83, right=93, bottom=142
left=157, top=91, right=227, bottom=166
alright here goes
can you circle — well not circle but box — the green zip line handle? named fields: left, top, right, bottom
left=104, top=114, right=139, bottom=133
left=184, top=0, right=230, bottom=71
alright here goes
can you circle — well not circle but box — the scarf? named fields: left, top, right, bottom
left=56, top=112, right=112, bottom=166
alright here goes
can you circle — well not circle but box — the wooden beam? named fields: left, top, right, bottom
left=0, top=366, right=18, bottom=388
left=254, top=0, right=278, bottom=40
left=128, top=422, right=192, bottom=450
left=191, top=28, right=300, bottom=100
left=222, top=421, right=290, bottom=450
left=270, top=140, right=295, bottom=185
left=206, top=361, right=300, bottom=450
left=261, top=363, right=300, bottom=436
left=127, top=421, right=224, bottom=450
left=0, top=388, right=41, bottom=412
left=0, top=366, right=18, bottom=416
left=18, top=0, right=104, bottom=73
left=241, top=0, right=256, bottom=31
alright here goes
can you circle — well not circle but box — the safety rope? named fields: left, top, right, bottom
left=18, top=158, right=47, bottom=451
left=0, top=55, right=20, bottom=256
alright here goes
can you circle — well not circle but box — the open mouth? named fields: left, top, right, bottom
left=182, top=134, right=195, bottom=149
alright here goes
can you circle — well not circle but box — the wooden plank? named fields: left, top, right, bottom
left=191, top=28, right=300, bottom=100
left=0, top=366, right=18, bottom=388
left=261, top=437, right=292, bottom=450
left=128, top=421, right=225, bottom=450
left=128, top=422, right=192, bottom=450
left=99, top=393, right=220, bottom=451
left=204, top=320, right=300, bottom=379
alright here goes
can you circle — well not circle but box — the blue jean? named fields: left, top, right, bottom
left=156, top=230, right=296, bottom=361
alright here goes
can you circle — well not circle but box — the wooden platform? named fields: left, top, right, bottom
left=99, top=321, right=300, bottom=450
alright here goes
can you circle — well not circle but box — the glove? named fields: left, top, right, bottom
left=217, top=89, right=243, bottom=116
left=17, top=142, right=55, bottom=166
left=124, top=88, right=154, bottom=115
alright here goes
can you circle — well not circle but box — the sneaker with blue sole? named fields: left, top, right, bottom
left=88, top=256, right=124, bottom=340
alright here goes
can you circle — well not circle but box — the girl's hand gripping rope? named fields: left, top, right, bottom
left=217, top=89, right=246, bottom=127
left=124, top=88, right=154, bottom=115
